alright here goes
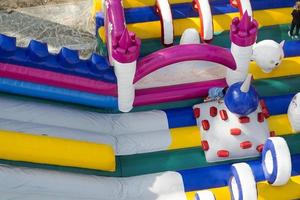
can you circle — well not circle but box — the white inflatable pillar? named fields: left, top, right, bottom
left=226, top=11, right=258, bottom=85
left=193, top=0, right=213, bottom=42
left=227, top=43, right=253, bottom=85
left=111, top=28, right=141, bottom=112
left=114, top=60, right=136, bottom=112
left=237, top=0, right=253, bottom=17
left=179, top=28, right=200, bottom=44
left=288, top=93, right=300, bottom=132
left=156, top=0, right=174, bottom=46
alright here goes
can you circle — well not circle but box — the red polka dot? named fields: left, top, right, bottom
left=240, top=141, right=252, bottom=149
left=202, top=120, right=210, bottom=130
left=259, top=99, right=267, bottom=109
left=193, top=108, right=200, bottom=118
left=262, top=108, right=270, bottom=118
left=239, top=116, right=250, bottom=123
left=210, top=106, right=218, bottom=117
left=230, top=128, right=241, bottom=136
left=219, top=110, right=228, bottom=120
left=201, top=140, right=209, bottom=151
left=256, top=144, right=264, bottom=153
left=257, top=112, right=264, bottom=123
left=217, top=150, right=229, bottom=157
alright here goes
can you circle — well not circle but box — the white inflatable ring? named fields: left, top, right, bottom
left=229, top=163, right=257, bottom=200
left=262, top=137, right=292, bottom=186
left=195, top=190, right=216, bottom=200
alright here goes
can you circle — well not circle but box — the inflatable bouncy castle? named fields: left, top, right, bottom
left=0, top=0, right=300, bottom=199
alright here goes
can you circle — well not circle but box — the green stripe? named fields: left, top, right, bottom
left=120, top=134, right=300, bottom=176
left=1, top=134, right=299, bottom=177
left=132, top=75, right=300, bottom=111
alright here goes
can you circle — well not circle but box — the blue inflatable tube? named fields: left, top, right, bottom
left=164, top=107, right=196, bottom=128
left=123, top=0, right=294, bottom=24
left=178, top=154, right=300, bottom=192
left=264, top=94, right=294, bottom=115
left=0, top=78, right=118, bottom=109
left=284, top=41, right=300, bottom=57
left=165, top=94, right=294, bottom=128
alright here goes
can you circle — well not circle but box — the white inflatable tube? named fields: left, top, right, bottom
left=193, top=0, right=213, bottom=41
left=229, top=163, right=257, bottom=200
left=0, top=95, right=168, bottom=134
left=262, top=137, right=292, bottom=186
left=0, top=165, right=187, bottom=200
left=156, top=0, right=174, bottom=46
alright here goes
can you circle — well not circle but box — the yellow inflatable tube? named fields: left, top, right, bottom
left=250, top=56, right=300, bottom=80
left=168, top=114, right=294, bottom=150
left=185, top=175, right=300, bottom=200
left=0, top=130, right=116, bottom=171
left=99, top=8, right=291, bottom=41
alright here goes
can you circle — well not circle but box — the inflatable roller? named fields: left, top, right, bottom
left=0, top=130, right=115, bottom=171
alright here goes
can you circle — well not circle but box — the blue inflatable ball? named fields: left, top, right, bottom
left=224, top=81, right=259, bottom=116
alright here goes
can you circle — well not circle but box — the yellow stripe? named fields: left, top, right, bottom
left=91, top=0, right=102, bottom=16
left=99, top=27, right=106, bottom=43
left=168, top=114, right=294, bottom=149
left=99, top=8, right=291, bottom=41
left=123, top=8, right=291, bottom=39
left=0, top=130, right=116, bottom=171
left=168, top=126, right=201, bottom=149
left=186, top=175, right=300, bottom=200
left=250, top=57, right=300, bottom=80
left=267, top=114, right=293, bottom=135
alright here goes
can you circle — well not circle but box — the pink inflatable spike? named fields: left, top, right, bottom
left=118, top=28, right=132, bottom=50
left=238, top=11, right=252, bottom=32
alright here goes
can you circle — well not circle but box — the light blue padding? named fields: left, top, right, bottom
left=208, top=87, right=225, bottom=100
left=0, top=78, right=118, bottom=109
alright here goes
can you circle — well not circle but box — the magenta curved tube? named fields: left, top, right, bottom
left=134, top=44, right=236, bottom=83
left=134, top=78, right=227, bottom=106
left=106, top=0, right=126, bottom=38
left=0, top=62, right=118, bottom=96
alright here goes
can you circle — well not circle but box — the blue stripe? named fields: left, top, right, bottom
left=165, top=94, right=294, bottom=128
left=0, top=78, right=118, bottom=109
left=178, top=154, right=300, bottom=191
left=123, top=0, right=295, bottom=24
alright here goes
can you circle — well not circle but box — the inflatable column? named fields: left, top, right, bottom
left=288, top=93, right=300, bottom=132
left=226, top=11, right=258, bottom=85
left=112, top=28, right=141, bottom=112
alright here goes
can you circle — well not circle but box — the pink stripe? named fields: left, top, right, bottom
left=0, top=62, right=117, bottom=96
left=134, top=79, right=227, bottom=106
